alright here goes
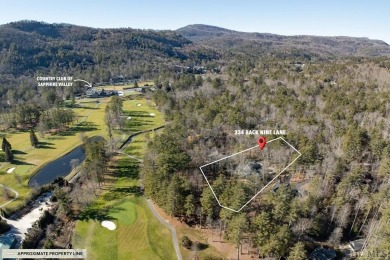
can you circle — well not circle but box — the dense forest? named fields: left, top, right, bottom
left=143, top=57, right=390, bottom=258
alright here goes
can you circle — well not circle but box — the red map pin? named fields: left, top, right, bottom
left=258, top=136, right=267, bottom=150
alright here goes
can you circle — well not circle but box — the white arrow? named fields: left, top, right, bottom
left=74, top=79, right=92, bottom=88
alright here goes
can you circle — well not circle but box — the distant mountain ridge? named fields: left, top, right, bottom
left=1, top=20, right=390, bottom=85
left=176, top=24, right=390, bottom=58
left=0, top=21, right=216, bottom=78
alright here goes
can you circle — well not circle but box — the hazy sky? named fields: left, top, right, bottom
left=1, top=0, right=389, bottom=44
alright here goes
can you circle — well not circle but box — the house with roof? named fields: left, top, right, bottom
left=85, top=88, right=118, bottom=98
left=309, top=247, right=337, bottom=260
left=349, top=239, right=364, bottom=253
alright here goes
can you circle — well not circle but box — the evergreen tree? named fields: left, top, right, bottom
left=378, top=156, right=390, bottom=179
left=30, top=130, right=39, bottom=147
left=166, top=175, right=190, bottom=216
left=84, top=138, right=108, bottom=185
left=184, top=194, right=196, bottom=218
left=4, top=144, right=13, bottom=162
left=287, top=242, right=307, bottom=260
left=201, top=187, right=219, bottom=219
left=253, top=212, right=273, bottom=256
left=0, top=218, right=11, bottom=234
left=342, top=125, right=367, bottom=161
left=227, top=213, right=248, bottom=260
left=2, top=137, right=11, bottom=151
left=272, top=225, right=292, bottom=258
left=1, top=137, right=6, bottom=151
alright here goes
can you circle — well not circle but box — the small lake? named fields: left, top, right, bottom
left=28, top=146, right=85, bottom=187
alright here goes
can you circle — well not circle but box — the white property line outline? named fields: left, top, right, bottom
left=199, top=137, right=302, bottom=212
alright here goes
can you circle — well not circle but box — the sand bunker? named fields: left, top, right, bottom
left=149, top=113, right=155, bottom=117
left=6, top=167, right=15, bottom=174
left=101, top=220, right=116, bottom=230
left=137, top=104, right=142, bottom=106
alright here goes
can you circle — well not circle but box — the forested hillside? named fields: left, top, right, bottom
left=143, top=57, right=390, bottom=258
left=177, top=24, right=390, bottom=59
left=0, top=21, right=217, bottom=107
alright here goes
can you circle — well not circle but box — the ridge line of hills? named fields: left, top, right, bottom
left=0, top=20, right=390, bottom=91
left=176, top=24, right=390, bottom=57
left=178, top=24, right=389, bottom=44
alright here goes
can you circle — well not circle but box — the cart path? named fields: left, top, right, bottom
left=146, top=199, right=182, bottom=260
left=0, top=184, right=19, bottom=208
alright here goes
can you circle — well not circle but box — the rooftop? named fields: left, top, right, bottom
left=309, top=247, right=337, bottom=260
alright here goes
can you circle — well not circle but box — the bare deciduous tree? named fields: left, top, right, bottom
left=2, top=187, right=11, bottom=200
left=328, top=227, right=343, bottom=246
left=336, top=203, right=351, bottom=228
left=70, top=159, right=80, bottom=170
left=292, top=218, right=313, bottom=239
left=14, top=173, right=23, bottom=186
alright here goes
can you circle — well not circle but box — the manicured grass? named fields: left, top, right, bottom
left=74, top=196, right=175, bottom=260
left=72, top=100, right=169, bottom=259
left=121, top=96, right=164, bottom=132
left=0, top=98, right=111, bottom=210
left=75, top=221, right=118, bottom=260
left=111, top=201, right=137, bottom=225
left=0, top=94, right=165, bottom=211
left=123, top=132, right=152, bottom=158
left=73, top=98, right=170, bottom=258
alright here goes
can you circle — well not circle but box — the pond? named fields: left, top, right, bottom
left=28, top=145, right=85, bottom=187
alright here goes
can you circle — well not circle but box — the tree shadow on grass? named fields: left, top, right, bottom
left=196, top=242, right=208, bottom=251
left=124, top=120, right=154, bottom=132
left=71, top=122, right=98, bottom=133
left=111, top=160, right=139, bottom=179
left=12, top=160, right=35, bottom=166
left=47, top=136, right=65, bottom=140
left=55, top=122, right=98, bottom=136
left=123, top=110, right=152, bottom=118
left=124, top=145, right=143, bottom=157
left=75, top=106, right=99, bottom=110
left=12, top=150, right=27, bottom=155
left=38, top=141, right=54, bottom=146
left=77, top=202, right=125, bottom=222
left=37, top=141, right=56, bottom=149
left=110, top=186, right=142, bottom=196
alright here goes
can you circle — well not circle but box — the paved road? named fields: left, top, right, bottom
left=0, top=184, right=19, bottom=208
left=146, top=199, right=182, bottom=260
